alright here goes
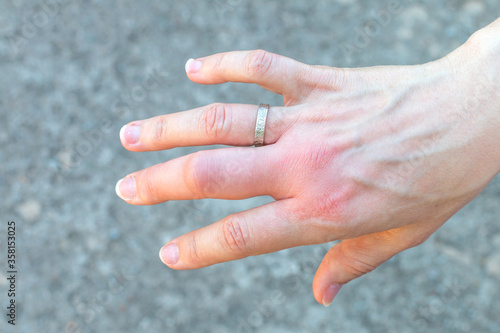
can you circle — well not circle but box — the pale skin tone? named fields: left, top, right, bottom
left=116, top=18, right=500, bottom=306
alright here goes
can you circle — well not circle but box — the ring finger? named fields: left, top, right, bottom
left=120, top=103, right=291, bottom=151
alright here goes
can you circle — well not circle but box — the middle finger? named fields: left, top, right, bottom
left=115, top=146, right=284, bottom=205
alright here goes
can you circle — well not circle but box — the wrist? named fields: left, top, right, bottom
left=465, top=19, right=500, bottom=174
left=463, top=18, right=500, bottom=80
left=442, top=18, right=500, bottom=175
left=475, top=20, right=500, bottom=174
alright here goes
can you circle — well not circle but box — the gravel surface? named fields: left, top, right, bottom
left=1, top=1, right=499, bottom=332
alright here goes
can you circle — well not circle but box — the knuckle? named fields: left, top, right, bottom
left=287, top=143, right=333, bottom=178
left=187, top=232, right=204, bottom=265
left=153, top=117, right=168, bottom=142
left=338, top=246, right=379, bottom=279
left=246, top=50, right=274, bottom=78
left=184, top=151, right=226, bottom=198
left=184, top=152, right=206, bottom=197
left=212, top=53, right=231, bottom=74
left=339, top=257, right=377, bottom=279
left=199, top=103, right=230, bottom=140
left=140, top=165, right=162, bottom=202
left=213, top=53, right=227, bottom=72
left=316, top=67, right=352, bottom=91
left=220, top=217, right=250, bottom=256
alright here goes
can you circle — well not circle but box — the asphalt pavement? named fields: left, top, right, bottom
left=1, top=1, right=499, bottom=332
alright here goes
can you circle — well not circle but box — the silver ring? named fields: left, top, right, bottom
left=254, top=104, right=269, bottom=147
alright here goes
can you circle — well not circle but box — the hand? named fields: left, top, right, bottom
left=116, top=20, right=500, bottom=306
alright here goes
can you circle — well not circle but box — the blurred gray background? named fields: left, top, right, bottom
left=1, top=0, right=500, bottom=332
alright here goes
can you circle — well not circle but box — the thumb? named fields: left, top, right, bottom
left=313, top=222, right=439, bottom=307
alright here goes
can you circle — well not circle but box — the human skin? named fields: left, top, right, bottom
left=116, top=18, right=500, bottom=306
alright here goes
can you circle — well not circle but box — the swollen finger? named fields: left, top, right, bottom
left=115, top=147, right=283, bottom=204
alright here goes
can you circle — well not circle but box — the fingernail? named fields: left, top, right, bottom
left=322, top=283, right=342, bottom=307
left=160, top=243, right=179, bottom=265
left=185, top=58, right=202, bottom=74
left=120, top=124, right=141, bottom=145
left=115, top=176, right=136, bottom=200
